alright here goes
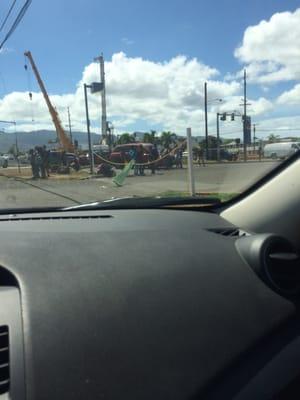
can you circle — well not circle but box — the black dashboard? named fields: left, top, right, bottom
left=0, top=209, right=299, bottom=399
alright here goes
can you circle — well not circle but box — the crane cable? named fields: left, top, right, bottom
left=24, top=55, right=34, bottom=122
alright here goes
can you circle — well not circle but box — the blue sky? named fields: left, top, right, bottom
left=0, top=0, right=300, bottom=138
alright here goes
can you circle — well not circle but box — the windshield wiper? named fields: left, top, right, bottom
left=62, top=195, right=220, bottom=211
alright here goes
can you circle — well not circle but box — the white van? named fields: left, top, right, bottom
left=0, top=155, right=8, bottom=168
left=263, top=142, right=300, bottom=159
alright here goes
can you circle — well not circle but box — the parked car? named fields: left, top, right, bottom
left=0, top=155, right=8, bottom=168
left=79, top=144, right=111, bottom=167
left=207, top=148, right=238, bottom=161
left=110, top=143, right=150, bottom=165
left=2, top=153, right=15, bottom=161
left=263, top=142, right=300, bottom=159
left=18, top=155, right=30, bottom=165
left=184, top=148, right=238, bottom=161
left=48, top=151, right=80, bottom=172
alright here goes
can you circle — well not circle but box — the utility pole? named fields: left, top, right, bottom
left=94, top=53, right=107, bottom=144
left=67, top=107, right=73, bottom=144
left=204, top=82, right=208, bottom=159
left=253, top=123, right=256, bottom=153
left=216, top=113, right=220, bottom=162
left=15, top=127, right=20, bottom=173
left=243, top=69, right=247, bottom=162
left=84, top=84, right=94, bottom=174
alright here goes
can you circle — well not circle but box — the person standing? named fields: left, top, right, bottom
left=175, top=148, right=183, bottom=169
left=198, top=146, right=205, bottom=167
left=29, top=149, right=38, bottom=179
left=42, top=145, right=50, bottom=177
left=35, top=147, right=43, bottom=178
left=136, top=145, right=145, bottom=176
left=128, top=146, right=137, bottom=175
left=150, top=144, right=159, bottom=174
left=38, top=146, right=47, bottom=179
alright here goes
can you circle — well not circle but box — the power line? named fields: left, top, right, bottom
left=0, top=0, right=17, bottom=32
left=0, top=0, right=32, bottom=51
left=256, top=128, right=300, bottom=132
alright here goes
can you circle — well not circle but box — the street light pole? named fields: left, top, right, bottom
left=83, top=81, right=103, bottom=174
left=94, top=53, right=107, bottom=144
left=204, top=82, right=208, bottom=159
left=84, top=84, right=94, bottom=174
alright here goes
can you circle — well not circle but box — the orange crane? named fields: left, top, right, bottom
left=24, top=51, right=74, bottom=152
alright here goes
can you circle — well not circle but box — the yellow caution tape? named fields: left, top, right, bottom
left=93, top=140, right=186, bottom=167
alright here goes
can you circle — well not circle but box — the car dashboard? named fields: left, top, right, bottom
left=0, top=209, right=299, bottom=400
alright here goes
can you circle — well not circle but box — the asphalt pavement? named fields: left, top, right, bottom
left=0, top=161, right=278, bottom=209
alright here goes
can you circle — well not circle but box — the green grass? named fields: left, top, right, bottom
left=157, top=191, right=239, bottom=202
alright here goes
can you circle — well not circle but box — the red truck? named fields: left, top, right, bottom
left=109, top=143, right=175, bottom=169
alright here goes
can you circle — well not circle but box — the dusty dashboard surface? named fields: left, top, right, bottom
left=0, top=209, right=297, bottom=400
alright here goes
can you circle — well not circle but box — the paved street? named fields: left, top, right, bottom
left=0, top=161, right=278, bottom=209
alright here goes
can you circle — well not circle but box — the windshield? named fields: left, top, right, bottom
left=0, top=1, right=299, bottom=209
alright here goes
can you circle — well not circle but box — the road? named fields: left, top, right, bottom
left=0, top=161, right=278, bottom=209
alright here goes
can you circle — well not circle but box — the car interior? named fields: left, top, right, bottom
left=0, top=151, right=299, bottom=399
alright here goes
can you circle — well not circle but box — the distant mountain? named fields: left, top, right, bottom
left=0, top=130, right=101, bottom=152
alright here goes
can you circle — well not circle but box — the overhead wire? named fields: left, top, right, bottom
left=0, top=0, right=32, bottom=51
left=0, top=0, right=17, bottom=32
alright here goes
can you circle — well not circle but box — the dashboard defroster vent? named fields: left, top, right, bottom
left=0, top=325, right=9, bottom=395
left=0, top=214, right=113, bottom=222
left=208, top=227, right=250, bottom=237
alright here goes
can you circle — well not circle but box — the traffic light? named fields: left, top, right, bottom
left=220, top=113, right=226, bottom=121
left=231, top=113, right=235, bottom=121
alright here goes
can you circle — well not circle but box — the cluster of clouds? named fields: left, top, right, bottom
left=1, top=8, right=300, bottom=136
left=234, top=9, right=300, bottom=84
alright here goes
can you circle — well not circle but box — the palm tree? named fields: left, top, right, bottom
left=161, top=131, right=177, bottom=150
left=143, top=130, right=157, bottom=144
left=117, top=133, right=135, bottom=145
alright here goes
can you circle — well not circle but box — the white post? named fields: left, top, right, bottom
left=186, top=127, right=196, bottom=196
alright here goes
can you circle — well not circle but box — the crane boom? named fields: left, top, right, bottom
left=24, top=51, right=74, bottom=152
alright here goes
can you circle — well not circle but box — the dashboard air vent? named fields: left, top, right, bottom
left=0, top=325, right=9, bottom=395
left=236, top=234, right=300, bottom=296
left=264, top=238, right=300, bottom=295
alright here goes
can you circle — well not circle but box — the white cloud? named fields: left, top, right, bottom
left=0, top=52, right=243, bottom=136
left=217, top=96, right=273, bottom=116
left=277, top=83, right=300, bottom=105
left=0, top=47, right=14, bottom=55
left=234, top=9, right=300, bottom=84
left=121, top=37, right=134, bottom=46
left=250, top=115, right=300, bottom=139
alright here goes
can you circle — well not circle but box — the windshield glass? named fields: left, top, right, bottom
left=0, top=1, right=298, bottom=209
